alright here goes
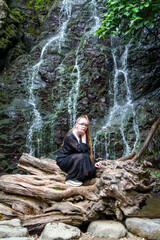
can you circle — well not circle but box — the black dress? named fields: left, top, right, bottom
left=56, top=131, right=96, bottom=181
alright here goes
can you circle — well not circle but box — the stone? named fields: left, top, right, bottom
left=87, top=220, right=127, bottom=239
left=0, top=218, right=21, bottom=227
left=0, top=0, right=160, bottom=180
left=125, top=217, right=160, bottom=240
left=0, top=238, right=36, bottom=240
left=0, top=225, right=28, bottom=238
left=126, top=231, right=145, bottom=240
left=0, top=218, right=28, bottom=238
left=39, top=222, right=81, bottom=240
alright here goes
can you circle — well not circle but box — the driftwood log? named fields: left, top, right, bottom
left=0, top=117, right=159, bottom=232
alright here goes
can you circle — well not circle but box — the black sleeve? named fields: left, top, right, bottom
left=64, top=133, right=90, bottom=153
left=64, top=134, right=82, bottom=153
left=79, top=138, right=90, bottom=153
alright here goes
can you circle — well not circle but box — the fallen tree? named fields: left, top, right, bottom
left=0, top=117, right=159, bottom=232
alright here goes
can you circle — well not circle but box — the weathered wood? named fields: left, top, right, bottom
left=0, top=117, right=159, bottom=232
left=0, top=202, right=16, bottom=217
left=133, top=116, right=160, bottom=161
left=0, top=155, right=155, bottom=230
left=18, top=153, right=66, bottom=177
left=96, top=151, right=136, bottom=162
left=0, top=174, right=97, bottom=201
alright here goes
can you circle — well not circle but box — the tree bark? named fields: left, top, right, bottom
left=133, top=116, right=160, bottom=161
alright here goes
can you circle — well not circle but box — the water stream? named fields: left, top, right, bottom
left=93, top=36, right=139, bottom=159
left=135, top=194, right=160, bottom=218
left=26, top=0, right=139, bottom=159
left=26, top=0, right=72, bottom=156
left=67, top=0, right=100, bottom=127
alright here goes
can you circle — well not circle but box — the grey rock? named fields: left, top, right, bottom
left=126, top=231, right=145, bottom=240
left=0, top=238, right=36, bottom=240
left=40, top=222, right=81, bottom=240
left=0, top=218, right=21, bottom=227
left=23, top=33, right=35, bottom=52
left=0, top=225, right=28, bottom=238
left=87, top=220, right=127, bottom=239
left=125, top=217, right=160, bottom=240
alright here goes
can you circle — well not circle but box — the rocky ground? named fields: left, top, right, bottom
left=30, top=232, right=145, bottom=240
left=81, top=232, right=145, bottom=240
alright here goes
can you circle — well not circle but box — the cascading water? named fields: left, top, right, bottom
left=1, top=0, right=159, bottom=174
left=25, top=0, right=139, bottom=160
left=68, top=54, right=81, bottom=127
left=26, top=0, right=72, bottom=156
left=67, top=0, right=100, bottom=127
left=93, top=36, right=139, bottom=159
left=26, top=61, right=43, bottom=157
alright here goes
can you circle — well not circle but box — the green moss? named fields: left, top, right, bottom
left=27, top=26, right=36, bottom=34
left=6, top=25, right=18, bottom=39
left=27, top=0, right=54, bottom=9
left=53, top=187, right=63, bottom=191
left=0, top=38, right=12, bottom=49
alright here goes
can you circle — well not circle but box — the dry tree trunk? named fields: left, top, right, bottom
left=0, top=117, right=159, bottom=232
left=133, top=116, right=160, bottom=161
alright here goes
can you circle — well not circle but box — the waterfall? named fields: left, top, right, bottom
left=67, top=0, right=100, bottom=127
left=68, top=54, right=81, bottom=127
left=25, top=0, right=139, bottom=159
left=26, top=61, right=43, bottom=157
left=93, top=36, right=139, bottom=159
left=26, top=0, right=72, bottom=156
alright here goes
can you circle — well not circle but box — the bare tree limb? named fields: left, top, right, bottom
left=133, top=116, right=160, bottom=161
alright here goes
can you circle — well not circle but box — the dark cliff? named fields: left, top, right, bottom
left=0, top=0, right=160, bottom=176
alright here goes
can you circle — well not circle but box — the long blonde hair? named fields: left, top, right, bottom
left=62, top=115, right=94, bottom=162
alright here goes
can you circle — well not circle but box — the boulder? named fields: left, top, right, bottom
left=0, top=226, right=28, bottom=238
left=127, top=231, right=146, bottom=240
left=0, top=218, right=28, bottom=238
left=0, top=238, right=36, bottom=240
left=0, top=218, right=21, bottom=227
left=125, top=218, right=160, bottom=240
left=87, top=220, right=127, bottom=239
left=39, top=222, right=81, bottom=240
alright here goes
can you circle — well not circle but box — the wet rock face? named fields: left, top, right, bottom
left=0, top=0, right=160, bottom=173
left=129, top=41, right=160, bottom=101
left=0, top=0, right=8, bottom=29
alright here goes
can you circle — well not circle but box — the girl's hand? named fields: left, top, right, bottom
left=77, top=129, right=85, bottom=136
left=95, top=161, right=102, bottom=168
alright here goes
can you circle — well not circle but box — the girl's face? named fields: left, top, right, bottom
left=76, top=117, right=89, bottom=133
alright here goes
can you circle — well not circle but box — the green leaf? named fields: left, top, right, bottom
left=124, top=11, right=130, bottom=16
left=2, top=160, right=9, bottom=166
left=94, top=0, right=158, bottom=41
left=144, top=2, right=150, bottom=7
left=133, top=7, right=140, bottom=12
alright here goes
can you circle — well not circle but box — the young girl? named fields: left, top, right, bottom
left=56, top=115, right=102, bottom=186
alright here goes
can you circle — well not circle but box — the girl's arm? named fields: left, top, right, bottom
left=81, top=133, right=86, bottom=144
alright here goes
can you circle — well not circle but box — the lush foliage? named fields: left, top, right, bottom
left=95, top=0, right=160, bottom=40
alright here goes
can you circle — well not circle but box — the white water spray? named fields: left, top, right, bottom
left=26, top=0, right=72, bottom=156
left=68, top=0, right=100, bottom=127
left=93, top=36, right=139, bottom=158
